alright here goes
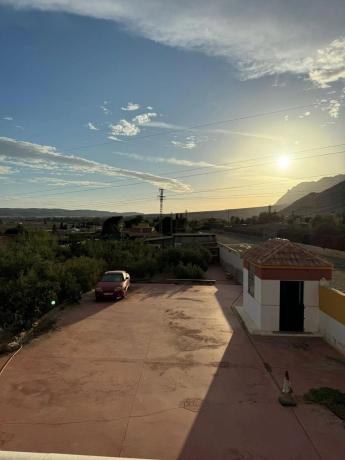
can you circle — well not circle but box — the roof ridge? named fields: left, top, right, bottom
left=293, top=242, right=331, bottom=265
left=260, top=239, right=289, bottom=263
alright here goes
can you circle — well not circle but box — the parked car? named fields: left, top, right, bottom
left=95, top=270, right=130, bottom=300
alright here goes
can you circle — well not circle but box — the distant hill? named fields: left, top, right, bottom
left=0, top=205, right=281, bottom=220
left=275, top=174, right=345, bottom=207
left=146, top=205, right=281, bottom=221
left=281, top=180, right=345, bottom=216
left=0, top=208, right=140, bottom=218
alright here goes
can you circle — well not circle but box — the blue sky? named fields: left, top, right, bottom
left=0, top=0, right=345, bottom=213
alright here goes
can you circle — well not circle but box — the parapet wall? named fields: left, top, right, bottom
left=219, top=243, right=245, bottom=283
left=319, top=286, right=345, bottom=355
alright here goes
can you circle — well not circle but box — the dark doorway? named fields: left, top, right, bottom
left=279, top=281, right=304, bottom=332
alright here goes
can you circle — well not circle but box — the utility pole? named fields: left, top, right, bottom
left=158, top=188, right=165, bottom=234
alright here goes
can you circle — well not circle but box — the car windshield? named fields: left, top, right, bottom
left=101, top=273, right=124, bottom=282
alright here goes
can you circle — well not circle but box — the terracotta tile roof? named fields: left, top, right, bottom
left=243, top=238, right=332, bottom=268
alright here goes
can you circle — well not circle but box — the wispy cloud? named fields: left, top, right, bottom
left=6, top=1, right=345, bottom=91
left=327, top=99, right=341, bottom=118
left=100, top=101, right=111, bottom=115
left=308, top=38, right=345, bottom=88
left=139, top=116, right=284, bottom=143
left=171, top=135, right=208, bottom=150
left=132, top=112, right=157, bottom=125
left=113, top=151, right=225, bottom=169
left=3, top=116, right=13, bottom=121
left=145, top=121, right=186, bottom=130
left=171, top=138, right=197, bottom=150
left=0, top=165, right=15, bottom=174
left=0, top=136, right=192, bottom=192
left=298, top=111, right=311, bottom=119
left=87, top=122, right=99, bottom=131
left=107, top=112, right=157, bottom=139
left=28, top=177, right=112, bottom=187
left=210, top=128, right=283, bottom=143
left=108, top=119, right=140, bottom=139
left=121, top=102, right=140, bottom=111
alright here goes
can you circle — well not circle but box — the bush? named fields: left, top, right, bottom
left=0, top=232, right=211, bottom=333
left=0, top=270, right=60, bottom=331
left=62, top=257, right=105, bottom=293
left=174, top=262, right=205, bottom=279
left=159, top=245, right=211, bottom=272
left=304, top=387, right=345, bottom=421
left=0, top=236, right=105, bottom=332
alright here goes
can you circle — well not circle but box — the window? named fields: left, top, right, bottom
left=101, top=273, right=124, bottom=282
left=248, top=263, right=255, bottom=297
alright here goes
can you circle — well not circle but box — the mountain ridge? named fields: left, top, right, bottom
left=275, top=174, right=345, bottom=206
left=281, top=180, right=345, bottom=216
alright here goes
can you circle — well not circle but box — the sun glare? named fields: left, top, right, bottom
left=277, top=155, right=291, bottom=170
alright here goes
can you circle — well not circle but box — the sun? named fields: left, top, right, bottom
left=277, top=155, right=291, bottom=170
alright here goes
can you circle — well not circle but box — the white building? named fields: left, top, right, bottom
left=240, top=239, right=332, bottom=334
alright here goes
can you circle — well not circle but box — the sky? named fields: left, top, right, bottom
left=0, top=0, right=345, bottom=213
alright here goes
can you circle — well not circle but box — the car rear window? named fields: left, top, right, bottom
left=101, top=273, right=124, bottom=282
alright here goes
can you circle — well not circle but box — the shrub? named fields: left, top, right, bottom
left=159, top=245, right=211, bottom=272
left=304, top=387, right=345, bottom=421
left=0, top=270, right=60, bottom=331
left=62, top=257, right=105, bottom=293
left=174, top=262, right=205, bottom=279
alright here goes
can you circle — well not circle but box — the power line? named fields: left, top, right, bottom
left=8, top=171, right=344, bottom=210
left=2, top=149, right=344, bottom=203
left=64, top=102, right=319, bottom=152
left=2, top=143, right=345, bottom=201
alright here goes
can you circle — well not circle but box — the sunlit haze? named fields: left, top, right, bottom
left=0, top=0, right=345, bottom=213
left=277, top=155, right=291, bottom=171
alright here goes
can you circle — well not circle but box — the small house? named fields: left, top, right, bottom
left=241, top=239, right=332, bottom=334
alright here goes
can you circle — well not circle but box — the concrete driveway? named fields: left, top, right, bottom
left=0, top=268, right=345, bottom=460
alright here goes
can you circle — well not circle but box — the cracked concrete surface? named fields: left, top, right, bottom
left=0, top=267, right=345, bottom=459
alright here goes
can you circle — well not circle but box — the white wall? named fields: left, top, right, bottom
left=320, top=311, right=345, bottom=356
left=303, top=281, right=320, bottom=333
left=243, top=268, right=262, bottom=328
left=243, top=275, right=321, bottom=333
left=219, top=245, right=243, bottom=283
left=259, top=280, right=280, bottom=331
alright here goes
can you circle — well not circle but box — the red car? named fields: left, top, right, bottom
left=95, top=270, right=130, bottom=300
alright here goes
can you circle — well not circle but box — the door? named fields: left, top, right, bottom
left=279, top=281, right=304, bottom=332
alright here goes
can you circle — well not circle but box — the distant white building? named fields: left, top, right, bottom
left=239, top=239, right=332, bottom=334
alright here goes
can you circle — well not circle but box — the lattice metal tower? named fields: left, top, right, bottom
left=158, top=188, right=165, bottom=233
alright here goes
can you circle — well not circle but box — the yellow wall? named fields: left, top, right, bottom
left=319, top=286, right=345, bottom=326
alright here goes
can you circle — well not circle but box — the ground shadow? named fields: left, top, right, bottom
left=177, top=265, right=345, bottom=459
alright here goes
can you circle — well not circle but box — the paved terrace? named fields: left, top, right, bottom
left=0, top=266, right=345, bottom=459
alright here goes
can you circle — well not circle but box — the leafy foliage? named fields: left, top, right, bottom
left=0, top=232, right=210, bottom=333
left=174, top=262, right=205, bottom=279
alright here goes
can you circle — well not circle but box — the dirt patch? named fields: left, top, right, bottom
left=148, top=360, right=194, bottom=375
left=180, top=398, right=205, bottom=412
left=166, top=310, right=193, bottom=320
left=168, top=321, right=227, bottom=352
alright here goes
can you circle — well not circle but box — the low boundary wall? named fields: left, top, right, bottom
left=219, top=243, right=247, bottom=283
left=319, top=286, right=345, bottom=355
